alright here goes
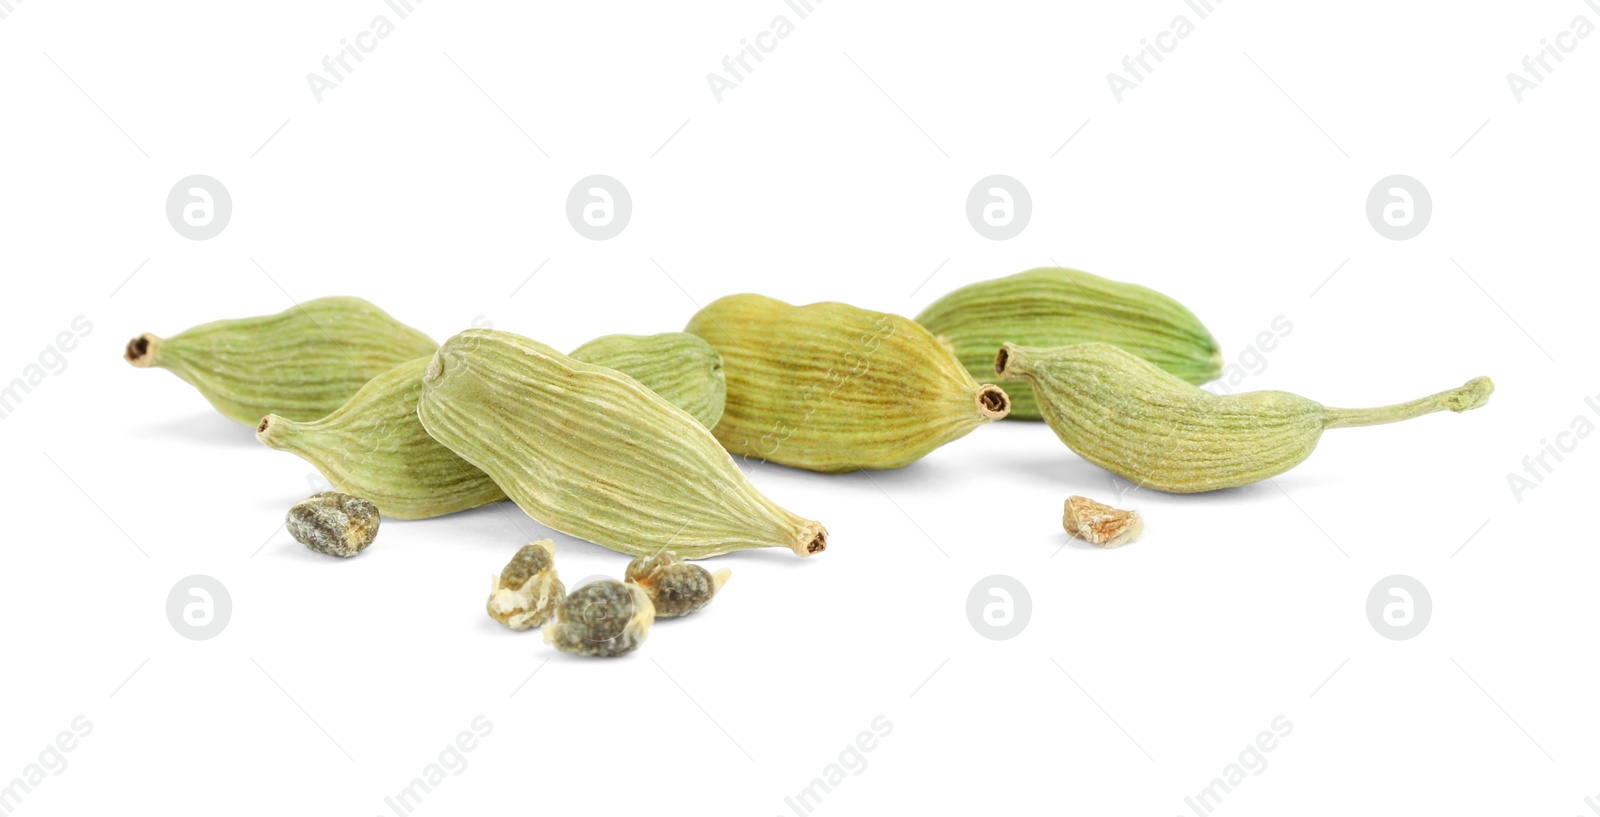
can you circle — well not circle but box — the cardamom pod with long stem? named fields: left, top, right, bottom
left=124, top=296, right=438, bottom=426
left=685, top=294, right=1010, bottom=472
left=916, top=268, right=1222, bottom=420
left=997, top=343, right=1493, bottom=493
left=417, top=329, right=827, bottom=557
left=257, top=332, right=730, bottom=520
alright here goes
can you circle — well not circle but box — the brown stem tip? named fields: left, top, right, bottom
left=994, top=343, right=1022, bottom=379
left=797, top=522, right=828, bottom=556
left=976, top=384, right=1011, bottom=419
left=124, top=333, right=160, bottom=367
left=255, top=414, right=288, bottom=447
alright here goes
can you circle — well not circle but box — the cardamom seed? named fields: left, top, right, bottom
left=417, top=329, right=827, bottom=557
left=542, top=579, right=655, bottom=657
left=624, top=551, right=729, bottom=618
left=286, top=492, right=380, bottom=557
left=125, top=296, right=438, bottom=426
left=1062, top=496, right=1143, bottom=548
left=569, top=332, right=726, bottom=429
left=916, top=268, right=1222, bottom=420
left=487, top=540, right=565, bottom=631
left=997, top=343, right=1493, bottom=493
left=685, top=294, right=1010, bottom=472
left=257, top=332, right=730, bottom=520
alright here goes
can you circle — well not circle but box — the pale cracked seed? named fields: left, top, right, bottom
left=487, top=540, right=565, bottom=631
left=1062, top=496, right=1144, bottom=548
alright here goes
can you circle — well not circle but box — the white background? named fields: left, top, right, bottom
left=2, top=1, right=1597, bottom=814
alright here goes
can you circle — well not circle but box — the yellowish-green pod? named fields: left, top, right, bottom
left=916, top=268, right=1222, bottom=420
left=685, top=294, right=1010, bottom=472
left=998, top=343, right=1493, bottom=493
left=417, top=329, right=827, bottom=557
left=125, top=296, right=438, bottom=426
left=569, top=332, right=725, bottom=429
left=257, top=332, right=729, bottom=520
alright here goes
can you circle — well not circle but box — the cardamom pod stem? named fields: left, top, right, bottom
left=417, top=329, right=826, bottom=557
left=916, top=268, right=1222, bottom=420
left=1323, top=377, right=1494, bottom=428
left=998, top=343, right=1492, bottom=493
left=125, top=297, right=438, bottom=426
left=686, top=294, right=1009, bottom=472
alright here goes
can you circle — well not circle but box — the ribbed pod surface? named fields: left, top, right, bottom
left=916, top=268, right=1222, bottom=420
left=258, top=332, right=732, bottom=520
left=126, top=296, right=438, bottom=425
left=417, top=329, right=826, bottom=557
left=686, top=294, right=1010, bottom=472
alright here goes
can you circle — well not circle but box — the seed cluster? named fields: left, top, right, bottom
left=476, top=547, right=729, bottom=657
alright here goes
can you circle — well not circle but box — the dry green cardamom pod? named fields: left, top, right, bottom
left=685, top=294, right=1010, bottom=472
left=125, top=296, right=438, bottom=426
left=568, top=332, right=726, bottom=429
left=543, top=579, right=655, bottom=657
left=417, top=329, right=828, bottom=557
left=997, top=342, right=1493, bottom=493
left=258, top=358, right=501, bottom=519
left=916, top=268, right=1222, bottom=420
left=487, top=540, right=565, bottom=631
left=256, top=332, right=727, bottom=520
left=624, top=551, right=730, bottom=618
left=287, top=492, right=380, bottom=557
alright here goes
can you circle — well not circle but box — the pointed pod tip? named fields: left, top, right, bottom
left=422, top=350, right=446, bottom=384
